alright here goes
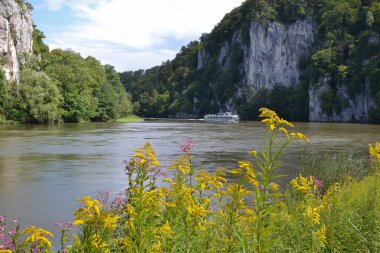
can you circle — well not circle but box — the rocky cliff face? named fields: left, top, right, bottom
left=197, top=18, right=315, bottom=113
left=309, top=78, right=374, bottom=122
left=243, top=19, right=315, bottom=89
left=198, top=19, right=315, bottom=88
left=0, top=0, right=33, bottom=83
left=197, top=18, right=375, bottom=122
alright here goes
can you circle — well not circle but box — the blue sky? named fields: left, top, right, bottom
left=28, top=0, right=243, bottom=71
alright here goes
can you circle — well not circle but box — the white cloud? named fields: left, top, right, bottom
left=41, top=0, right=244, bottom=71
left=44, top=0, right=66, bottom=10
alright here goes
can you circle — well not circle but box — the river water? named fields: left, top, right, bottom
left=0, top=120, right=379, bottom=242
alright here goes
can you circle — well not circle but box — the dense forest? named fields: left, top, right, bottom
left=1, top=48, right=133, bottom=124
left=0, top=1, right=133, bottom=124
left=119, top=0, right=380, bottom=122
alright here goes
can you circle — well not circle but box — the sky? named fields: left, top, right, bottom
left=29, top=0, right=244, bottom=72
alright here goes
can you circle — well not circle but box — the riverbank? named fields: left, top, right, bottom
left=0, top=115, right=143, bottom=124
left=114, top=115, right=144, bottom=123
left=0, top=115, right=19, bottom=125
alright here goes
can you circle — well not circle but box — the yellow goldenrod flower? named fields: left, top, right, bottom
left=278, top=118, right=294, bottom=128
left=133, top=153, right=144, bottom=159
left=73, top=219, right=84, bottom=226
left=304, top=206, right=323, bottom=225
left=279, top=127, right=288, bottom=137
left=178, top=165, right=190, bottom=174
left=315, top=224, right=327, bottom=246
left=369, top=142, right=380, bottom=159
left=121, top=237, right=133, bottom=251
left=259, top=107, right=277, bottom=118
left=103, top=212, right=120, bottom=230
left=161, top=221, right=173, bottom=239
left=22, top=226, right=54, bottom=250
left=290, top=133, right=309, bottom=142
left=290, top=175, right=314, bottom=194
left=270, top=183, right=279, bottom=192
left=150, top=240, right=162, bottom=253
left=0, top=250, right=13, bottom=253
left=230, top=168, right=242, bottom=175
left=188, top=204, right=208, bottom=218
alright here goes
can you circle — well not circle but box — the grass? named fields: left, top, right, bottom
left=300, top=152, right=371, bottom=191
left=114, top=115, right=144, bottom=123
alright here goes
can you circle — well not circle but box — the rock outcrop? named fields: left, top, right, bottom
left=309, top=78, right=374, bottom=122
left=198, top=19, right=315, bottom=89
left=0, top=0, right=33, bottom=83
left=197, top=18, right=375, bottom=122
left=243, top=19, right=315, bottom=89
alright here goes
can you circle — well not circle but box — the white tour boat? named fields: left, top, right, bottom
left=203, top=112, right=239, bottom=122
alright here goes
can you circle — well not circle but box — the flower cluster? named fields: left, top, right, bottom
left=72, top=196, right=119, bottom=251
left=259, top=107, right=294, bottom=131
left=369, top=142, right=380, bottom=159
left=73, top=196, right=119, bottom=230
left=22, top=226, right=54, bottom=252
left=0, top=216, right=19, bottom=251
left=54, top=220, right=72, bottom=253
left=304, top=206, right=323, bottom=225
left=180, top=138, right=193, bottom=153
left=290, top=175, right=315, bottom=195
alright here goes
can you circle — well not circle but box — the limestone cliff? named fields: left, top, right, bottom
left=309, top=78, right=374, bottom=122
left=243, top=19, right=314, bottom=89
left=0, top=0, right=33, bottom=83
left=197, top=19, right=315, bottom=112
left=197, top=18, right=375, bottom=122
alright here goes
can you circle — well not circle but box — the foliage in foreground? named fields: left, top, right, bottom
left=1, top=108, right=380, bottom=253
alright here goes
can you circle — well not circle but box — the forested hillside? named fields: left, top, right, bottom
left=0, top=0, right=133, bottom=123
left=119, top=0, right=380, bottom=123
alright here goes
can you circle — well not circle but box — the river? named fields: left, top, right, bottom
left=0, top=120, right=379, bottom=244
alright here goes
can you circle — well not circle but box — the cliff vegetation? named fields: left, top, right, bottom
left=119, top=0, right=380, bottom=123
left=0, top=0, right=134, bottom=124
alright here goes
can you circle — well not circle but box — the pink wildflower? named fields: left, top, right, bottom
left=65, top=221, right=73, bottom=231
left=8, top=228, right=16, bottom=237
left=5, top=239, right=14, bottom=249
left=312, top=176, right=323, bottom=189
left=54, top=221, right=63, bottom=228
left=180, top=138, right=193, bottom=153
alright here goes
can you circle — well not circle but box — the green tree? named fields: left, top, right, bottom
left=18, top=69, right=61, bottom=123
left=32, top=27, right=49, bottom=55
